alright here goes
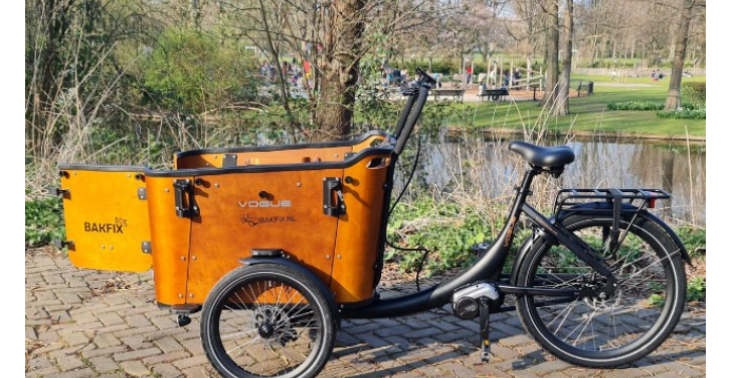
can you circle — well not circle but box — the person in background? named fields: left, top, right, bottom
left=466, top=65, right=473, bottom=84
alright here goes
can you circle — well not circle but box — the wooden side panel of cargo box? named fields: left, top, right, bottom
left=145, top=175, right=193, bottom=306
left=330, top=155, right=390, bottom=303
left=185, top=169, right=343, bottom=303
left=59, top=167, right=152, bottom=272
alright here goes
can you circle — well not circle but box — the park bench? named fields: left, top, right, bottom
left=433, top=89, right=465, bottom=102
left=477, top=88, right=510, bottom=102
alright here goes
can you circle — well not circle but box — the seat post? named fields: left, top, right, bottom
left=505, top=167, right=540, bottom=224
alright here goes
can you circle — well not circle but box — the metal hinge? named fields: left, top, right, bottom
left=137, top=188, right=147, bottom=200
left=222, top=154, right=237, bottom=167
left=141, top=241, right=152, bottom=254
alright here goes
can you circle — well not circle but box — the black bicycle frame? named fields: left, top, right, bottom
left=342, top=162, right=617, bottom=319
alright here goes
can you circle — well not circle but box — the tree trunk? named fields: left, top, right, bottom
left=665, top=0, right=695, bottom=110
left=556, top=0, right=573, bottom=116
left=312, top=0, right=367, bottom=142
left=542, top=0, right=559, bottom=109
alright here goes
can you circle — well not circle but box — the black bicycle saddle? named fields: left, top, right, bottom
left=509, top=141, right=575, bottom=168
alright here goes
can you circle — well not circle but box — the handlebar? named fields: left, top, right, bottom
left=393, top=68, right=433, bottom=156
left=415, top=67, right=437, bottom=86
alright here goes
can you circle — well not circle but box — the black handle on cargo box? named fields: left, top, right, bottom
left=323, top=177, right=346, bottom=216
left=173, top=179, right=199, bottom=218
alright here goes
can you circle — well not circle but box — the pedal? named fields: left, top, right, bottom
left=479, top=297, right=491, bottom=362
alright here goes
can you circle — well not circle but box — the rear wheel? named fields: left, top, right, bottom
left=201, top=264, right=335, bottom=378
left=515, top=213, right=686, bottom=367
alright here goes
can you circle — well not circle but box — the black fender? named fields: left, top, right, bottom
left=240, top=257, right=341, bottom=330
left=510, top=202, right=692, bottom=284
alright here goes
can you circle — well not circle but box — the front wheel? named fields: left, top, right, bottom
left=515, top=213, right=686, bottom=367
left=200, top=264, right=335, bottom=378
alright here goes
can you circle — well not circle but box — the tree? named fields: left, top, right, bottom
left=542, top=0, right=559, bottom=109
left=311, top=0, right=368, bottom=141
left=556, top=0, right=573, bottom=115
left=665, top=0, right=697, bottom=110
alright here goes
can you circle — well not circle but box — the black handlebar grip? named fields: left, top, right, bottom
left=415, top=67, right=437, bottom=85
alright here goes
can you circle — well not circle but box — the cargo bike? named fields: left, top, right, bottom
left=55, top=69, right=690, bottom=378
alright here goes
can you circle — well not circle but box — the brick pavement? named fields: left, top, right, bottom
left=25, top=250, right=706, bottom=378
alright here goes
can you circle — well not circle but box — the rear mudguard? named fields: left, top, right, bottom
left=509, top=202, right=692, bottom=285
left=240, top=257, right=341, bottom=330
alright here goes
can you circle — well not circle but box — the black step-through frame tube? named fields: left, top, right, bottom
left=342, top=167, right=618, bottom=319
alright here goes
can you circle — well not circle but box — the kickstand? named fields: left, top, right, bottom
left=479, top=297, right=491, bottom=362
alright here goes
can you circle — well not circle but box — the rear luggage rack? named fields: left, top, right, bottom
left=553, top=188, right=670, bottom=216
left=553, top=188, right=671, bottom=253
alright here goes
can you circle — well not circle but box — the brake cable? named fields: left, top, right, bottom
left=385, top=135, right=431, bottom=292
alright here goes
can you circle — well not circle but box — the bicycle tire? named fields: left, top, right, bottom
left=515, top=212, right=686, bottom=367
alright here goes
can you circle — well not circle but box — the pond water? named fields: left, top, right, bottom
left=418, top=133, right=706, bottom=226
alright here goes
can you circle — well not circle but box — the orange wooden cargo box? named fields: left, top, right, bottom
left=58, top=131, right=394, bottom=308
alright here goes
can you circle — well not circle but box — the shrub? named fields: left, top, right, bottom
left=607, top=101, right=664, bottom=111
left=656, top=108, right=706, bottom=119
left=683, top=81, right=706, bottom=107
left=141, top=28, right=259, bottom=113
left=687, top=276, right=706, bottom=302
left=25, top=197, right=65, bottom=248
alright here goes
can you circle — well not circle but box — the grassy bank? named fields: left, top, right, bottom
left=453, top=75, right=706, bottom=138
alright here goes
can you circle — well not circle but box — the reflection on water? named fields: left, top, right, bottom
left=420, top=134, right=706, bottom=225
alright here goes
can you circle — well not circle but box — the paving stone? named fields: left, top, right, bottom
left=25, top=366, right=60, bottom=378
left=154, top=336, right=184, bottom=353
left=113, top=347, right=162, bottom=362
left=180, top=365, right=217, bottom=378
left=62, top=331, right=90, bottom=347
left=172, top=355, right=210, bottom=369
left=529, top=360, right=573, bottom=374
left=601, top=369, right=649, bottom=378
left=51, top=368, right=96, bottom=378
left=94, top=333, right=122, bottom=348
left=120, top=360, right=150, bottom=377
left=81, top=346, right=128, bottom=359
left=375, top=325, right=413, bottom=337
left=89, top=356, right=120, bottom=373
left=402, top=327, right=443, bottom=339
left=499, top=335, right=533, bottom=347
left=143, top=351, right=192, bottom=365
left=97, top=312, right=125, bottom=326
left=150, top=363, right=184, bottom=378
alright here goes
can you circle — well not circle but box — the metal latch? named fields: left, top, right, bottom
left=323, top=177, right=346, bottom=216
left=137, top=188, right=147, bottom=200
left=141, top=241, right=152, bottom=254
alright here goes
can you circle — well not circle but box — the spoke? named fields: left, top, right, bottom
left=618, top=250, right=680, bottom=285
left=220, top=329, right=258, bottom=341
left=553, top=299, right=579, bottom=336
left=226, top=336, right=261, bottom=355
left=573, top=309, right=597, bottom=347
left=233, top=291, right=258, bottom=325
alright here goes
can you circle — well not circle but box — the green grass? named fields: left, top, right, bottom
left=453, top=75, right=706, bottom=137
